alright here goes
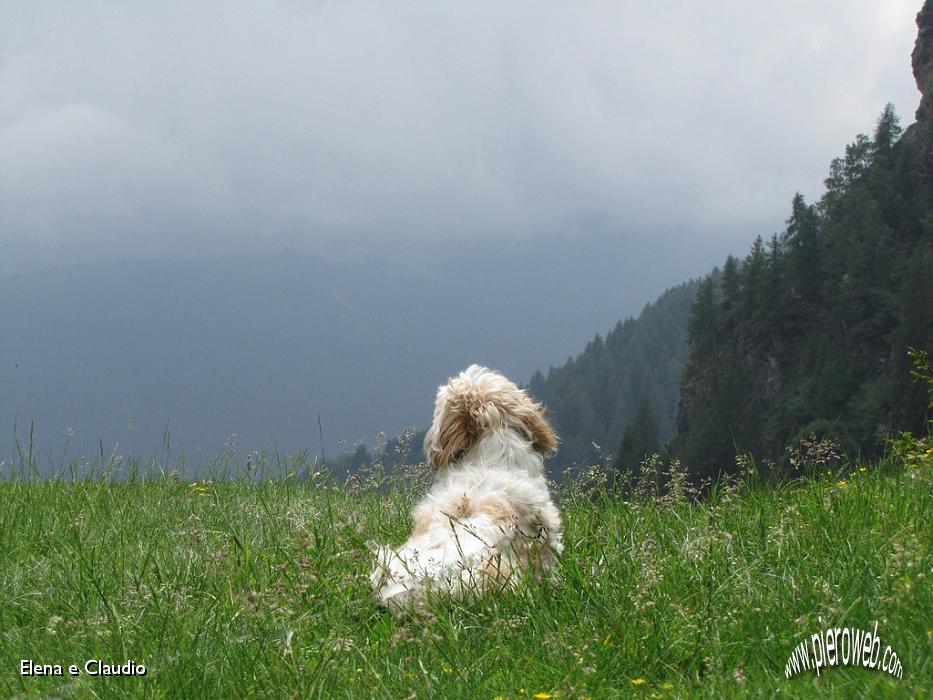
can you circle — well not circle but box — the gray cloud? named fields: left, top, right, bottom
left=0, top=1, right=922, bottom=271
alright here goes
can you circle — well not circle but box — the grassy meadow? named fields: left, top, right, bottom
left=1, top=439, right=931, bottom=699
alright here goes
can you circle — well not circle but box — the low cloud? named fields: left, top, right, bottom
left=0, top=1, right=921, bottom=270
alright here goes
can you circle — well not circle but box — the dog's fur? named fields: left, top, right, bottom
left=370, top=364, right=562, bottom=611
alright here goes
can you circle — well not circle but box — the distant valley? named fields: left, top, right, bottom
left=0, top=233, right=729, bottom=466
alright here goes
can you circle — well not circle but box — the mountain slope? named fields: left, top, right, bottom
left=528, top=281, right=697, bottom=468
left=675, top=5, right=933, bottom=477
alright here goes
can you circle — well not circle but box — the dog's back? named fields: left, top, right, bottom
left=371, top=366, right=562, bottom=611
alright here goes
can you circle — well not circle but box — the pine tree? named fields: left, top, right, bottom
left=784, top=193, right=821, bottom=301
left=687, top=276, right=719, bottom=359
left=721, top=255, right=741, bottom=316
left=765, top=234, right=786, bottom=316
left=615, top=400, right=660, bottom=473
left=741, top=236, right=768, bottom=340
left=873, top=103, right=902, bottom=156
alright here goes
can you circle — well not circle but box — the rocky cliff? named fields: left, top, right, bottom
left=912, top=0, right=933, bottom=121
left=902, top=0, right=933, bottom=166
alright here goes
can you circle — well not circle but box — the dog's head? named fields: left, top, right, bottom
left=423, top=364, right=558, bottom=469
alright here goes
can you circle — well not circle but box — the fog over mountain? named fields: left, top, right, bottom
left=2, top=238, right=712, bottom=462
left=0, top=1, right=923, bottom=462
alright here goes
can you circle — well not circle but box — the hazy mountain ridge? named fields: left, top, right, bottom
left=1, top=234, right=722, bottom=466
left=527, top=281, right=698, bottom=468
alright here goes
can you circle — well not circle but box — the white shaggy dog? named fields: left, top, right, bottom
left=370, top=364, right=563, bottom=611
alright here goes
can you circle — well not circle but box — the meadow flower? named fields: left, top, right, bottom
left=681, top=528, right=709, bottom=563
left=533, top=694, right=553, bottom=699
left=735, top=452, right=756, bottom=476
left=631, top=678, right=647, bottom=686
left=330, top=637, right=353, bottom=652
left=189, top=481, right=211, bottom=494
left=45, top=615, right=63, bottom=634
left=283, top=630, right=294, bottom=657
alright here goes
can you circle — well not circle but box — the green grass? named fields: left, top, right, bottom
left=1, top=450, right=931, bottom=698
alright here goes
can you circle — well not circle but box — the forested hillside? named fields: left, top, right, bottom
left=527, top=5, right=933, bottom=479
left=675, top=11, right=933, bottom=479
left=527, top=281, right=697, bottom=468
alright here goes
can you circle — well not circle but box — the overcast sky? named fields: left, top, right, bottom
left=0, top=1, right=922, bottom=273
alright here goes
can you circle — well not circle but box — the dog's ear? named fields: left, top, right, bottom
left=424, top=391, right=485, bottom=469
left=512, top=394, right=559, bottom=456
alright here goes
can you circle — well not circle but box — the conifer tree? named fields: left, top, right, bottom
left=615, top=400, right=660, bottom=473
left=784, top=193, right=821, bottom=301
left=687, top=276, right=718, bottom=359
left=721, top=255, right=741, bottom=316
left=873, top=103, right=902, bottom=156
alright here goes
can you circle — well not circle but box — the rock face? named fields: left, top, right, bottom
left=903, top=1, right=933, bottom=170
left=913, top=1, right=933, bottom=122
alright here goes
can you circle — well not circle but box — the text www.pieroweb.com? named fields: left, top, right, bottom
left=784, top=622, right=903, bottom=679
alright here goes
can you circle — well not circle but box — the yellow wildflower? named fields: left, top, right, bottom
left=631, top=678, right=647, bottom=686
left=837, top=480, right=848, bottom=487
left=533, top=694, right=553, bottom=699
